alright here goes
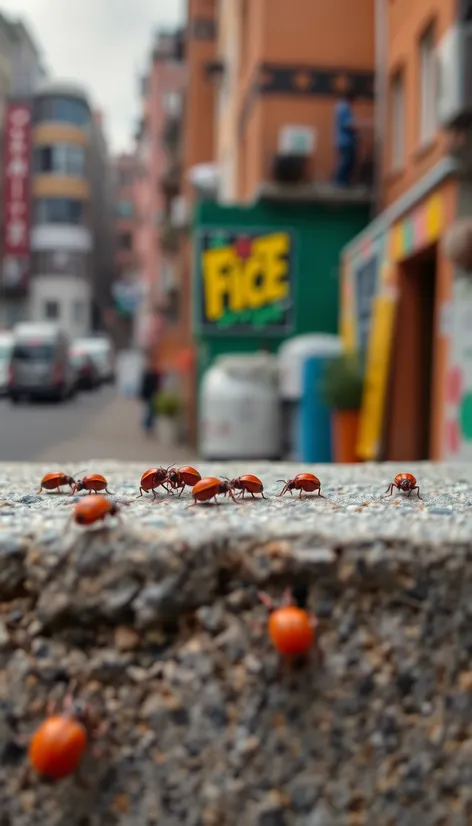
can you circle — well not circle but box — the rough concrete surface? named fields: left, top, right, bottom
left=1, top=460, right=472, bottom=826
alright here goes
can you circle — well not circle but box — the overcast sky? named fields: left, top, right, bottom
left=0, top=0, right=184, bottom=153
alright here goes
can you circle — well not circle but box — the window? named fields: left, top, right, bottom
left=44, top=300, right=59, bottom=320
left=118, top=169, right=133, bottom=188
left=34, top=144, right=86, bottom=176
left=162, top=92, right=182, bottom=117
left=419, top=25, right=437, bottom=144
left=34, top=96, right=90, bottom=127
left=32, top=250, right=89, bottom=277
left=391, top=70, right=405, bottom=170
left=118, top=232, right=132, bottom=250
left=72, top=300, right=86, bottom=324
left=116, top=200, right=134, bottom=218
left=34, top=198, right=84, bottom=225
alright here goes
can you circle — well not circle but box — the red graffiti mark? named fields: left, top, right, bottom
left=446, top=366, right=463, bottom=407
left=445, top=418, right=460, bottom=455
left=235, top=237, right=252, bottom=260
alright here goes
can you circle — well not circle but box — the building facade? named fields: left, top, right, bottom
left=133, top=31, right=186, bottom=365
left=214, top=0, right=375, bottom=203
left=0, top=76, right=114, bottom=337
left=28, top=81, right=94, bottom=337
left=340, top=0, right=462, bottom=462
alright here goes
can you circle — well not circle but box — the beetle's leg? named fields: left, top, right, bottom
left=17, top=764, right=32, bottom=790
left=257, top=591, right=274, bottom=610
left=385, top=483, right=394, bottom=496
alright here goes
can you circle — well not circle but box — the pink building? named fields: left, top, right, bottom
left=113, top=153, right=137, bottom=280
left=133, top=31, right=185, bottom=363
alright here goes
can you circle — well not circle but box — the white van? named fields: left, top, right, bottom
left=9, top=322, right=77, bottom=403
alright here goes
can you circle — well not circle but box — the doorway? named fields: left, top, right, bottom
left=385, top=243, right=437, bottom=460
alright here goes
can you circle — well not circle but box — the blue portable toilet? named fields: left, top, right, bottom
left=278, top=334, right=342, bottom=461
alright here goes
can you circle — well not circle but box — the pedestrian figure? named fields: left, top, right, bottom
left=139, top=359, right=160, bottom=436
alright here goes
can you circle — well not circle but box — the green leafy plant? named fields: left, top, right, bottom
left=154, top=389, right=181, bottom=418
left=321, top=353, right=364, bottom=411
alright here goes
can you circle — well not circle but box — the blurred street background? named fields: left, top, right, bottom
left=0, top=0, right=471, bottom=465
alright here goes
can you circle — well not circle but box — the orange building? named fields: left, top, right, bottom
left=341, top=0, right=471, bottom=462
left=214, top=0, right=375, bottom=203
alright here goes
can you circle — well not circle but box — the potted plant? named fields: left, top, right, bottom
left=154, top=389, right=181, bottom=445
left=321, top=352, right=364, bottom=463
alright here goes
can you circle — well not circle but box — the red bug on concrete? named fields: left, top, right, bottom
left=191, top=477, right=240, bottom=506
left=257, top=589, right=323, bottom=664
left=229, top=474, right=266, bottom=499
left=276, top=473, right=324, bottom=499
left=385, top=472, right=422, bottom=500
left=138, top=467, right=172, bottom=498
left=24, top=683, right=108, bottom=785
left=71, top=473, right=112, bottom=495
left=167, top=466, right=201, bottom=496
left=72, top=495, right=121, bottom=527
left=37, top=471, right=76, bottom=495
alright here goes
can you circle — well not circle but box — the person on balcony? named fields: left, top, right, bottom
left=333, top=89, right=358, bottom=187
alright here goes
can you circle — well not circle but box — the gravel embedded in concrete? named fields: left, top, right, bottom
left=1, top=460, right=472, bottom=824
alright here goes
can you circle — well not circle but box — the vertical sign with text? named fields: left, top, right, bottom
left=2, top=101, right=32, bottom=294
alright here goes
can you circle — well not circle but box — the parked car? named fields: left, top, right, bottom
left=0, top=331, right=13, bottom=395
left=70, top=346, right=100, bottom=391
left=9, top=323, right=76, bottom=403
left=74, top=336, right=116, bottom=384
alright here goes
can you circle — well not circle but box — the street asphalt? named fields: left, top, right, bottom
left=0, top=387, right=194, bottom=464
left=0, top=385, right=116, bottom=461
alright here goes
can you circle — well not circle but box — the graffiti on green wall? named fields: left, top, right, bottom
left=196, top=228, right=295, bottom=335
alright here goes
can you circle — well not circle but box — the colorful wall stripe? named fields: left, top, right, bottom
left=342, top=186, right=448, bottom=352
left=342, top=183, right=449, bottom=459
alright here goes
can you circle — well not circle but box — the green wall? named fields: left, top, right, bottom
left=193, top=199, right=370, bottom=373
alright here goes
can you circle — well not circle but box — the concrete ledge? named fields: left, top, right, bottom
left=1, top=461, right=472, bottom=824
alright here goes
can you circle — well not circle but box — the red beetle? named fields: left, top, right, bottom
left=385, top=472, right=422, bottom=499
left=138, top=467, right=172, bottom=498
left=37, top=471, right=76, bottom=495
left=229, top=474, right=266, bottom=499
left=71, top=473, right=111, bottom=495
left=276, top=473, right=324, bottom=499
left=167, top=465, right=201, bottom=497
left=257, top=590, right=322, bottom=663
left=72, top=494, right=121, bottom=527
left=26, top=684, right=107, bottom=783
left=191, top=477, right=240, bottom=506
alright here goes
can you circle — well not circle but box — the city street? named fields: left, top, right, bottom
left=0, top=386, right=195, bottom=464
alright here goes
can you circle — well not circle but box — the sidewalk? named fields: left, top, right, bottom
left=34, top=393, right=198, bottom=464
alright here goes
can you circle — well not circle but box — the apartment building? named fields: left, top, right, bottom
left=133, top=29, right=187, bottom=380
left=341, top=0, right=471, bottom=463
left=1, top=76, right=114, bottom=336
left=214, top=0, right=374, bottom=203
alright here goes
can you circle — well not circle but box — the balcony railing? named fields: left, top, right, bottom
left=255, top=145, right=375, bottom=205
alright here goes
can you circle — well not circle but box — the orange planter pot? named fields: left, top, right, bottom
left=331, top=409, right=360, bottom=463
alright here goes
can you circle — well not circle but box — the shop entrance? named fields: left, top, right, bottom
left=385, top=244, right=437, bottom=460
